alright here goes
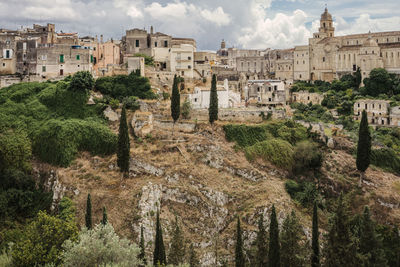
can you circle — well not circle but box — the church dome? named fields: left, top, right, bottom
left=321, top=7, right=332, bottom=20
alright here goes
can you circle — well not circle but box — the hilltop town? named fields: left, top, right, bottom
left=1, top=7, right=400, bottom=267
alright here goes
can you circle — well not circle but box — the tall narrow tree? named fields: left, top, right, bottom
left=355, top=67, right=362, bottom=89
left=139, top=225, right=147, bottom=266
left=268, top=205, right=280, bottom=267
left=280, top=210, right=306, bottom=267
left=188, top=243, right=200, bottom=267
left=101, top=206, right=107, bottom=225
left=324, top=194, right=358, bottom=267
left=85, top=193, right=92, bottom=229
left=358, top=206, right=387, bottom=266
left=117, top=105, right=130, bottom=173
left=168, top=215, right=185, bottom=265
left=153, top=210, right=166, bottom=266
left=356, top=110, right=371, bottom=185
left=311, top=202, right=320, bottom=267
left=171, top=75, right=180, bottom=123
left=235, top=217, right=245, bottom=267
left=256, top=214, right=268, bottom=267
left=209, top=74, right=218, bottom=124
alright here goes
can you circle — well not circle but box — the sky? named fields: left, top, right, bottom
left=0, top=0, right=399, bottom=51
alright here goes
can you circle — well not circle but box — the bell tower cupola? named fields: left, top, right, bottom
left=319, top=6, right=335, bottom=38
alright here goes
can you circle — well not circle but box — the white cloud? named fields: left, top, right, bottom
left=238, top=8, right=311, bottom=49
left=336, top=14, right=400, bottom=36
left=200, top=7, right=231, bottom=26
left=21, top=0, right=78, bottom=20
left=114, top=0, right=143, bottom=19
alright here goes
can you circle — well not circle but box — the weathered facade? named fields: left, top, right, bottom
left=245, top=80, right=287, bottom=106
left=354, top=99, right=391, bottom=126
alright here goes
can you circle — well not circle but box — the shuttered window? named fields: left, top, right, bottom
left=60, top=54, right=64, bottom=63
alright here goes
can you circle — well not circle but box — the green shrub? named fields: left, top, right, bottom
left=371, top=148, right=400, bottom=174
left=292, top=141, right=323, bottom=175
left=95, top=73, right=156, bottom=100
left=181, top=100, right=191, bottom=119
left=0, top=130, right=31, bottom=172
left=162, top=92, right=170, bottom=100
left=68, top=71, right=94, bottom=92
left=62, top=223, right=141, bottom=267
left=33, top=119, right=117, bottom=167
left=245, top=139, right=294, bottom=169
left=285, top=179, right=319, bottom=207
left=224, top=121, right=307, bottom=148
left=110, top=99, right=120, bottom=110
left=11, top=211, right=78, bottom=267
left=123, top=96, right=140, bottom=111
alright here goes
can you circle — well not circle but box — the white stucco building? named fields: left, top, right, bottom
left=188, top=79, right=241, bottom=109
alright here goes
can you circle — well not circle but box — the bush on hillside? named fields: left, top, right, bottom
left=95, top=72, right=156, bottom=100
left=33, top=119, right=117, bottom=167
left=285, top=179, right=319, bottom=207
left=223, top=121, right=307, bottom=148
left=68, top=71, right=94, bottom=92
left=62, top=223, right=141, bottom=267
left=292, top=141, right=323, bottom=175
left=123, top=96, right=140, bottom=111
left=0, top=130, right=31, bottom=172
left=245, top=139, right=294, bottom=169
left=11, top=211, right=78, bottom=267
left=370, top=148, right=400, bottom=174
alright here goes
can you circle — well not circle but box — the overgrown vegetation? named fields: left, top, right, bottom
left=94, top=71, right=157, bottom=100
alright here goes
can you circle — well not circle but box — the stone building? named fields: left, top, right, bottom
left=188, top=79, right=241, bottom=109
left=35, top=44, right=93, bottom=78
left=122, top=27, right=197, bottom=78
left=291, top=91, right=324, bottom=105
left=354, top=99, right=391, bottom=126
left=245, top=80, right=287, bottom=106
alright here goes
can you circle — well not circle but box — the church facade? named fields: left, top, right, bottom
left=297, top=7, right=400, bottom=82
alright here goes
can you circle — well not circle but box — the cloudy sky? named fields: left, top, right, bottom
left=0, top=0, right=399, bottom=51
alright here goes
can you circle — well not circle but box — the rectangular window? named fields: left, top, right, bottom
left=322, top=57, right=325, bottom=62
left=60, top=54, right=64, bottom=63
left=155, top=42, right=158, bottom=47
left=2, top=63, right=5, bottom=67
left=164, top=40, right=168, bottom=47
left=42, top=66, right=46, bottom=72
left=136, top=40, right=140, bottom=47
left=76, top=55, right=80, bottom=60
left=90, top=55, right=94, bottom=63
left=5, top=50, right=10, bottom=59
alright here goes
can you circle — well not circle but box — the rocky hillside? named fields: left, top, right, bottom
left=37, top=101, right=400, bottom=265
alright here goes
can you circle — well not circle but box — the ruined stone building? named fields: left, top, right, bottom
left=244, top=80, right=287, bottom=107
left=354, top=99, right=391, bottom=126
left=121, top=27, right=197, bottom=78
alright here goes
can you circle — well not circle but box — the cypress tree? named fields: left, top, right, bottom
left=235, top=216, right=245, bottom=267
left=188, top=243, right=200, bottom=267
left=171, top=75, right=180, bottom=123
left=311, top=202, right=320, bottom=267
left=117, top=105, right=130, bottom=173
left=85, top=193, right=92, bottom=229
left=168, top=215, right=185, bottom=265
left=268, top=205, right=280, bottom=267
left=355, top=67, right=362, bottom=89
left=324, top=194, right=358, bottom=267
left=209, top=74, right=218, bottom=124
left=255, top=214, right=268, bottom=267
left=358, top=206, right=387, bottom=266
left=280, top=210, right=306, bottom=267
left=356, top=110, right=371, bottom=185
left=101, top=206, right=107, bottom=225
left=153, top=210, right=166, bottom=266
left=139, top=225, right=147, bottom=266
